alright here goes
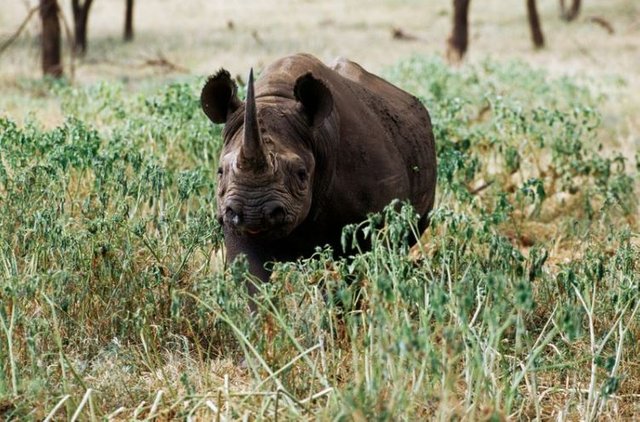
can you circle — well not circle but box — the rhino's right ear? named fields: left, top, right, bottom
left=294, top=72, right=333, bottom=126
left=201, top=69, right=242, bottom=124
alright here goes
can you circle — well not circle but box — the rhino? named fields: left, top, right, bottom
left=201, top=53, right=436, bottom=289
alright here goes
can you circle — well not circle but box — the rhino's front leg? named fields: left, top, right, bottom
left=223, top=227, right=272, bottom=297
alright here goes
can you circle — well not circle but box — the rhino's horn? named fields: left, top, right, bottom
left=240, top=68, right=268, bottom=170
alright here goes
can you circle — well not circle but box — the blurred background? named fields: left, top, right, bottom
left=1, top=1, right=637, bottom=90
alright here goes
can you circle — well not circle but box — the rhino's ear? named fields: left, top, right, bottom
left=294, top=72, right=333, bottom=126
left=201, top=69, right=242, bottom=124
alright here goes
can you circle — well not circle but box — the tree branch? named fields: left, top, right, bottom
left=0, top=5, right=40, bottom=56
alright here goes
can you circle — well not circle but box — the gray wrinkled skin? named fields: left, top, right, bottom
left=201, top=53, right=437, bottom=290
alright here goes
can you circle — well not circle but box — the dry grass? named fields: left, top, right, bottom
left=1, top=0, right=639, bottom=115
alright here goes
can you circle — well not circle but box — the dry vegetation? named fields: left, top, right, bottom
left=0, top=0, right=639, bottom=420
left=1, top=1, right=639, bottom=114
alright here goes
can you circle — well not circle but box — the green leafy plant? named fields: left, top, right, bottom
left=0, top=57, right=638, bottom=420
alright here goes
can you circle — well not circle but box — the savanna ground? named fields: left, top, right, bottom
left=1, top=0, right=639, bottom=419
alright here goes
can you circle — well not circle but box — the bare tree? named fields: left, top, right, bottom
left=71, top=0, right=94, bottom=55
left=446, top=0, right=471, bottom=62
left=445, top=0, right=544, bottom=63
left=526, top=0, right=545, bottom=48
left=40, top=0, right=63, bottom=77
left=560, top=0, right=581, bottom=22
left=124, top=0, right=134, bottom=41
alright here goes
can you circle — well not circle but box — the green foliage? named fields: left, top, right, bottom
left=0, top=58, right=638, bottom=419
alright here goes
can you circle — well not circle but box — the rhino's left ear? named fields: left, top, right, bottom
left=294, top=72, right=333, bottom=126
left=201, top=69, right=242, bottom=124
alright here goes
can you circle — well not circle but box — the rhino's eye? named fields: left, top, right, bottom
left=296, top=168, right=308, bottom=183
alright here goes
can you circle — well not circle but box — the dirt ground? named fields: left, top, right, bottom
left=1, top=0, right=639, bottom=147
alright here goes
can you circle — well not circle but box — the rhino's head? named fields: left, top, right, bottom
left=201, top=68, right=333, bottom=239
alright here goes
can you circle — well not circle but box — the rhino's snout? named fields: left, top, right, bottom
left=223, top=201, right=243, bottom=227
left=223, top=199, right=289, bottom=235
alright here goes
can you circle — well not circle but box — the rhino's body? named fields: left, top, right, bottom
left=201, top=53, right=436, bottom=287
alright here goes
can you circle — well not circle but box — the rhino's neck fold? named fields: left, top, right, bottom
left=240, top=69, right=269, bottom=170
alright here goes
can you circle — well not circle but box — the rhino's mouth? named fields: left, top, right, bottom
left=234, top=224, right=294, bottom=240
left=224, top=216, right=297, bottom=240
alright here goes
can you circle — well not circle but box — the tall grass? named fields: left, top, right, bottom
left=0, top=56, right=638, bottom=420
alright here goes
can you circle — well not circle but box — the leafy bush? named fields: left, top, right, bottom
left=0, top=57, right=638, bottom=419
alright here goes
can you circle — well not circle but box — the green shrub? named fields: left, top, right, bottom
left=0, top=57, right=638, bottom=420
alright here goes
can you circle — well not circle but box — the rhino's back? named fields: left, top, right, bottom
left=331, top=57, right=418, bottom=112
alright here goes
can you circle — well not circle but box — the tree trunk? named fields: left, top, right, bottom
left=446, top=0, right=471, bottom=62
left=560, top=0, right=581, bottom=22
left=40, top=0, right=63, bottom=77
left=526, top=0, right=545, bottom=49
left=72, top=0, right=93, bottom=56
left=124, top=0, right=134, bottom=41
